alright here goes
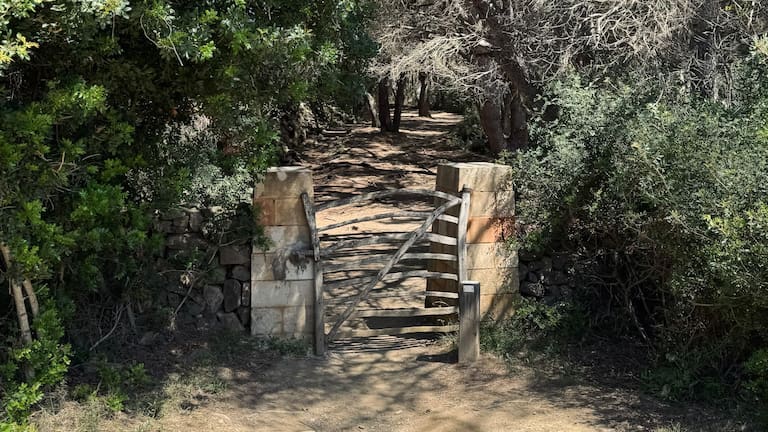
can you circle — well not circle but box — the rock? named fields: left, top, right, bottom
left=154, top=220, right=174, bottom=233
left=237, top=306, right=250, bottom=327
left=528, top=257, right=553, bottom=272
left=217, top=312, right=244, bottom=332
left=520, top=282, right=545, bottom=298
left=542, top=270, right=569, bottom=285
left=552, top=254, right=569, bottom=270
left=184, top=299, right=205, bottom=316
left=161, top=208, right=186, bottom=220
left=167, top=292, right=180, bottom=306
left=203, top=285, right=224, bottom=312
left=139, top=331, right=161, bottom=346
left=172, top=215, right=189, bottom=229
left=220, top=245, right=250, bottom=265
left=231, top=265, right=250, bottom=281
left=207, top=266, right=227, bottom=284
left=201, top=206, right=224, bottom=219
left=188, top=209, right=204, bottom=232
left=222, top=279, right=241, bottom=312
left=166, top=233, right=208, bottom=250
left=241, top=282, right=251, bottom=306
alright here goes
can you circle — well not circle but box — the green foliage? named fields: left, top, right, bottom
left=481, top=297, right=585, bottom=358
left=450, top=108, right=486, bottom=153
left=1, top=298, right=70, bottom=428
left=1, top=0, right=375, bottom=424
left=508, top=48, right=768, bottom=404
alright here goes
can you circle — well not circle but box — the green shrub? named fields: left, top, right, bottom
left=481, top=297, right=585, bottom=358
left=507, top=44, right=768, bottom=401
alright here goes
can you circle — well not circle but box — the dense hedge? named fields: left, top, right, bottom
left=509, top=47, right=768, bottom=404
left=1, top=1, right=375, bottom=428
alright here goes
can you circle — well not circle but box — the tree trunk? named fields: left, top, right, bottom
left=392, top=74, right=407, bottom=132
left=418, top=72, right=431, bottom=117
left=1, top=244, right=33, bottom=346
left=507, top=91, right=529, bottom=152
left=377, top=78, right=392, bottom=132
left=478, top=100, right=507, bottom=155
left=365, top=92, right=379, bottom=128
left=478, top=93, right=529, bottom=155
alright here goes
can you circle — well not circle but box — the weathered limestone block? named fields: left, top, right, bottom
left=467, top=267, right=519, bottom=295
left=251, top=308, right=282, bottom=336
left=251, top=280, right=313, bottom=308
left=250, top=306, right=311, bottom=338
left=254, top=167, right=314, bottom=200
left=466, top=244, right=518, bottom=269
left=436, top=162, right=513, bottom=193
left=274, top=198, right=307, bottom=226
left=262, top=226, right=311, bottom=253
left=251, top=166, right=315, bottom=338
left=429, top=162, right=518, bottom=320
left=254, top=197, right=276, bottom=225
left=223, top=279, right=241, bottom=312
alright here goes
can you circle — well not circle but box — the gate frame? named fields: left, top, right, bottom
left=302, top=187, right=473, bottom=355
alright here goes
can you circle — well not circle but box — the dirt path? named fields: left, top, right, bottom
left=36, top=111, right=743, bottom=432
left=165, top=112, right=732, bottom=432
left=167, top=111, right=735, bottom=432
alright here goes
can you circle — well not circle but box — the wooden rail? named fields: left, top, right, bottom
left=316, top=189, right=460, bottom=212
left=307, top=186, right=472, bottom=348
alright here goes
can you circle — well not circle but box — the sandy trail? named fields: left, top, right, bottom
left=156, top=112, right=727, bottom=432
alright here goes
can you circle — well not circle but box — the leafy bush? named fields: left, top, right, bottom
left=1, top=0, right=376, bottom=425
left=508, top=45, right=768, bottom=402
left=481, top=297, right=585, bottom=358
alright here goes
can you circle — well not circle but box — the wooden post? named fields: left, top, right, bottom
left=456, top=187, right=471, bottom=285
left=302, top=192, right=325, bottom=356
left=459, top=280, right=480, bottom=363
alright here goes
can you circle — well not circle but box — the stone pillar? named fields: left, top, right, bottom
left=428, top=162, right=518, bottom=319
left=251, top=167, right=315, bottom=339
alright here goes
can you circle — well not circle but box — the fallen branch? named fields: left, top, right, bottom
left=89, top=305, right=125, bottom=352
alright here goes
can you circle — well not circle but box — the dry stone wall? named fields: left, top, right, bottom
left=517, top=251, right=574, bottom=303
left=153, top=206, right=252, bottom=332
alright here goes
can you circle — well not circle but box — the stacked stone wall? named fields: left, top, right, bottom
left=153, top=206, right=252, bottom=332
left=517, top=251, right=574, bottom=302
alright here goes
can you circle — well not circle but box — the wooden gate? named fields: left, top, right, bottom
left=301, top=188, right=471, bottom=354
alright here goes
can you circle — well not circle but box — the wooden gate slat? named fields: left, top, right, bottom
left=325, top=290, right=459, bottom=305
left=352, top=306, right=458, bottom=318
left=322, top=252, right=455, bottom=273
left=316, top=189, right=459, bottom=212
left=336, top=324, right=460, bottom=338
left=319, top=211, right=432, bottom=232
left=302, top=192, right=325, bottom=356
left=325, top=196, right=462, bottom=342
left=324, top=270, right=459, bottom=292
